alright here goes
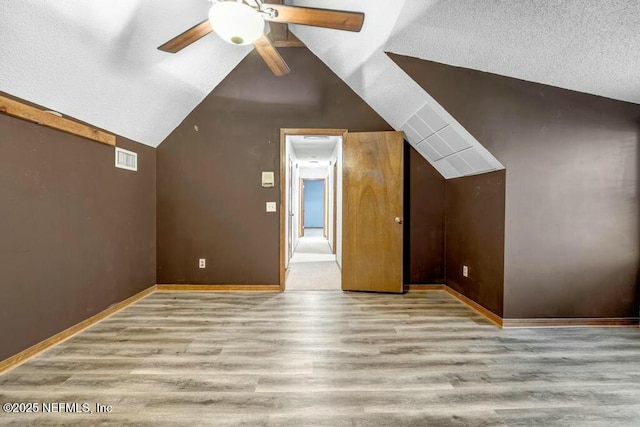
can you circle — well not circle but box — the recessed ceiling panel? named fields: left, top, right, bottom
left=415, top=140, right=443, bottom=163
left=400, top=122, right=422, bottom=145
left=446, top=153, right=474, bottom=175
left=438, top=126, right=472, bottom=152
left=458, top=148, right=494, bottom=173
left=407, top=114, right=436, bottom=141
left=432, top=158, right=460, bottom=179
left=424, top=132, right=455, bottom=158
left=416, top=103, right=447, bottom=133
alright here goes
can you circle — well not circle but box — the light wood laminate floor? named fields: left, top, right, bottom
left=2, top=291, right=640, bottom=426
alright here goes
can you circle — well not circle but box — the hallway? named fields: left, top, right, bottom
left=286, top=228, right=341, bottom=291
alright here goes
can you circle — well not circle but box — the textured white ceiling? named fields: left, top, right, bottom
left=1, top=0, right=637, bottom=164
left=290, top=0, right=503, bottom=178
left=0, top=0, right=251, bottom=147
left=289, top=136, right=339, bottom=163
left=386, top=0, right=640, bottom=105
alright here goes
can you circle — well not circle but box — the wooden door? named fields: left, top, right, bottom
left=342, top=131, right=404, bottom=293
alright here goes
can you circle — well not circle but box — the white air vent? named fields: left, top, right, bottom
left=115, top=147, right=137, bottom=171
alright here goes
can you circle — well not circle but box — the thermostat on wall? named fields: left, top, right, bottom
left=262, top=171, right=274, bottom=187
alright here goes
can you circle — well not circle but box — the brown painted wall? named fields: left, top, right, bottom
left=446, top=171, right=506, bottom=316
left=390, top=53, right=640, bottom=319
left=406, top=144, right=446, bottom=284
left=157, top=48, right=394, bottom=285
left=0, top=100, right=156, bottom=361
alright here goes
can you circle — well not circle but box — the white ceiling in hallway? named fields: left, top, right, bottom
left=289, top=135, right=339, bottom=164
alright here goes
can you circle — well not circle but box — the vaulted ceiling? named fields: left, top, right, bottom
left=387, top=0, right=640, bottom=106
left=1, top=0, right=638, bottom=178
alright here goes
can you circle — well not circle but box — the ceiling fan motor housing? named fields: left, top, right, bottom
left=209, top=1, right=265, bottom=46
left=159, top=1, right=364, bottom=77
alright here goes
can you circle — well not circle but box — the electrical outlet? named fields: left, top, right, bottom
left=462, top=265, right=469, bottom=277
left=199, top=258, right=206, bottom=269
left=266, top=202, right=277, bottom=212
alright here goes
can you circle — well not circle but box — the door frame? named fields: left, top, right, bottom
left=287, top=156, right=294, bottom=264
left=298, top=177, right=304, bottom=238
left=332, top=162, right=337, bottom=254
left=324, top=178, right=329, bottom=239
left=279, top=128, right=347, bottom=290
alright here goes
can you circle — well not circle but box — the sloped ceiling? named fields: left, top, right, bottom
left=289, top=0, right=503, bottom=178
left=0, top=0, right=251, bottom=147
left=386, top=0, right=640, bottom=106
left=2, top=1, right=638, bottom=174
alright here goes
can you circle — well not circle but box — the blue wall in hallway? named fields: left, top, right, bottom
left=303, top=180, right=324, bottom=228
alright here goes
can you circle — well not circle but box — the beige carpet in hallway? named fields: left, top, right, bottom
left=286, top=261, right=341, bottom=291
left=293, top=231, right=332, bottom=255
left=287, top=228, right=340, bottom=290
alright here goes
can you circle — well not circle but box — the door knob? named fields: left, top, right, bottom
left=394, top=217, right=403, bottom=224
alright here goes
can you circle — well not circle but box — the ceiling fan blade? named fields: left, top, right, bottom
left=253, top=34, right=291, bottom=76
left=158, top=20, right=213, bottom=53
left=264, top=5, right=364, bottom=32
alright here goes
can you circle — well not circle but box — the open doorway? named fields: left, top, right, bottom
left=281, top=130, right=344, bottom=291
left=281, top=129, right=405, bottom=293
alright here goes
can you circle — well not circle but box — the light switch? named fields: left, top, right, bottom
left=266, top=202, right=277, bottom=212
left=262, top=171, right=275, bottom=188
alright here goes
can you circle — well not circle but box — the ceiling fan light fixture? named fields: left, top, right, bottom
left=208, top=1, right=264, bottom=46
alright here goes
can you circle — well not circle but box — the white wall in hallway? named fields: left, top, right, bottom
left=326, top=160, right=336, bottom=254
left=291, top=157, right=300, bottom=257
left=284, top=139, right=301, bottom=268
left=334, top=140, right=343, bottom=268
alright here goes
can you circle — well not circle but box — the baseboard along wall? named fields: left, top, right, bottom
left=405, top=284, right=502, bottom=327
left=156, top=284, right=281, bottom=292
left=0, top=284, right=281, bottom=374
left=0, top=286, right=155, bottom=375
left=405, top=284, right=640, bottom=329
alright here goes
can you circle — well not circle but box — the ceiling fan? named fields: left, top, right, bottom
left=157, top=0, right=365, bottom=76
